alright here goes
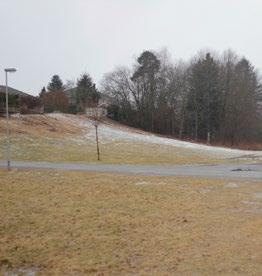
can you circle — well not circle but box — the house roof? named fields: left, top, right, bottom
left=0, top=85, right=33, bottom=98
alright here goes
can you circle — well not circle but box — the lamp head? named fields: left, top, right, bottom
left=5, top=68, right=17, bottom=73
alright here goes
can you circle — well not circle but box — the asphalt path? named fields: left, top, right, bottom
left=0, top=160, right=262, bottom=180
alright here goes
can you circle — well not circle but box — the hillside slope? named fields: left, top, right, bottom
left=0, top=114, right=261, bottom=164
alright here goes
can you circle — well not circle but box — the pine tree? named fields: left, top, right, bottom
left=76, top=74, right=99, bottom=111
left=47, top=75, right=64, bottom=92
left=187, top=53, right=220, bottom=142
left=39, top=87, right=46, bottom=98
left=131, top=51, right=161, bottom=131
left=224, top=58, right=259, bottom=145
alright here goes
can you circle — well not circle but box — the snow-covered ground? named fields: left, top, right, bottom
left=48, top=113, right=262, bottom=159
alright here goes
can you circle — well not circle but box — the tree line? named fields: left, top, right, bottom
left=10, top=47, right=261, bottom=147
left=39, top=73, right=100, bottom=113
left=102, top=49, right=262, bottom=146
left=1, top=73, right=100, bottom=115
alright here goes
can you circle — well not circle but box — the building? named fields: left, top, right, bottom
left=65, top=87, right=115, bottom=116
left=0, top=85, right=32, bottom=98
left=0, top=85, right=43, bottom=115
left=64, top=87, right=77, bottom=106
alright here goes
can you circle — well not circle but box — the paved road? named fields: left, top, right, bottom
left=0, top=160, right=262, bottom=180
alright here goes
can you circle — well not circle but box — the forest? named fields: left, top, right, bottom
left=102, top=49, right=262, bottom=147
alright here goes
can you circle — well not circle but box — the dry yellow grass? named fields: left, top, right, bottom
left=0, top=169, right=261, bottom=275
left=0, top=115, right=245, bottom=165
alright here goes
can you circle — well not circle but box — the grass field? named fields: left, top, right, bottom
left=0, top=169, right=261, bottom=275
left=0, top=114, right=261, bottom=165
left=0, top=136, right=222, bottom=165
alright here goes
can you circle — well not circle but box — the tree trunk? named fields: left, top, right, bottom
left=207, top=131, right=211, bottom=144
left=195, top=112, right=198, bottom=141
left=151, top=110, right=154, bottom=132
left=179, top=109, right=185, bottom=139
left=171, top=113, right=175, bottom=136
left=95, top=125, right=100, bottom=161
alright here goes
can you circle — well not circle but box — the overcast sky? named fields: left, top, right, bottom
left=1, top=0, right=262, bottom=95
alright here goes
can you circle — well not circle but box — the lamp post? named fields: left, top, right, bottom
left=5, top=68, right=17, bottom=170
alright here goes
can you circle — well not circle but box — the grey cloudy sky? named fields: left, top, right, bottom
left=1, top=0, right=262, bottom=95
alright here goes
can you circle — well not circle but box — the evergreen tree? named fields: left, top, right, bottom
left=39, top=87, right=46, bottom=98
left=131, top=51, right=161, bottom=131
left=187, top=53, right=220, bottom=142
left=224, top=58, right=259, bottom=145
left=47, top=75, right=64, bottom=92
left=76, top=74, right=99, bottom=111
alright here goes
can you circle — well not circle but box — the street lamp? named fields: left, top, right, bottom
left=5, top=68, right=17, bottom=170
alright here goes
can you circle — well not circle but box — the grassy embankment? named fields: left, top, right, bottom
left=0, top=114, right=257, bottom=165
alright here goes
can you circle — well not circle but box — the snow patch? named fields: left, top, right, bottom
left=224, top=183, right=240, bottom=188
left=47, top=114, right=262, bottom=159
left=135, top=181, right=149, bottom=186
left=254, top=192, right=262, bottom=199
